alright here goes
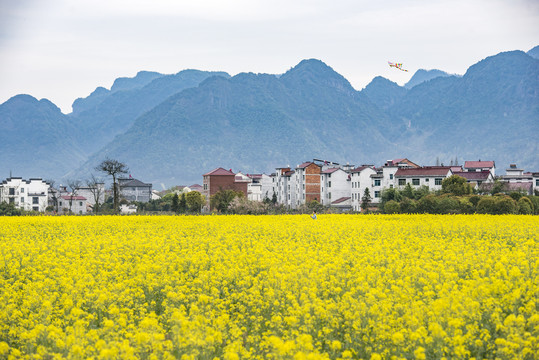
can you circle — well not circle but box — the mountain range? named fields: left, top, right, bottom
left=1, top=46, right=538, bottom=187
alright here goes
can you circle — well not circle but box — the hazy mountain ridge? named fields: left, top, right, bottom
left=1, top=46, right=538, bottom=184
left=0, top=95, right=86, bottom=179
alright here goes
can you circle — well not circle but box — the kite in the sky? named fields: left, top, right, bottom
left=388, top=61, right=408, bottom=72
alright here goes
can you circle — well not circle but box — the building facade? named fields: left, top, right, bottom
left=0, top=177, right=49, bottom=212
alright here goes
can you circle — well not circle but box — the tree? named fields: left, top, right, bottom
left=185, top=191, right=205, bottom=213
left=95, top=159, right=129, bottom=213
left=271, top=192, right=277, bottom=205
left=46, top=179, right=60, bottom=213
left=171, top=193, right=180, bottom=213
left=179, top=193, right=187, bottom=213
left=210, top=189, right=244, bottom=213
left=361, top=188, right=371, bottom=213
left=441, top=175, right=472, bottom=196
left=86, top=174, right=105, bottom=214
left=66, top=180, right=82, bottom=214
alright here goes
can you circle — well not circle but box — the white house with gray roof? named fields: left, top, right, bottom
left=0, top=177, right=49, bottom=212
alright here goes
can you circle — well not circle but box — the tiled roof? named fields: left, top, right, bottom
left=464, top=161, right=495, bottom=168
left=350, top=166, right=372, bottom=173
left=203, top=167, right=235, bottom=176
left=453, top=171, right=491, bottom=181
left=505, top=182, right=532, bottom=192
left=61, top=195, right=87, bottom=201
left=297, top=162, right=315, bottom=169
left=120, top=179, right=151, bottom=187
left=189, top=184, right=203, bottom=189
left=322, top=168, right=340, bottom=174
left=284, top=171, right=295, bottom=176
left=332, top=197, right=351, bottom=204
left=395, top=166, right=452, bottom=177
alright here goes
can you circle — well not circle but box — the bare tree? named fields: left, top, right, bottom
left=46, top=179, right=60, bottom=213
left=86, top=174, right=104, bottom=214
left=67, top=180, right=82, bottom=214
left=95, top=159, right=129, bottom=212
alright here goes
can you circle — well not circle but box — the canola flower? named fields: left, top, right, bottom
left=0, top=214, right=537, bottom=359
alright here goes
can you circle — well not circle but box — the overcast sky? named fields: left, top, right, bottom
left=1, top=0, right=538, bottom=113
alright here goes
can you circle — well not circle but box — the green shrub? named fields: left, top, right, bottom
left=384, top=200, right=400, bottom=214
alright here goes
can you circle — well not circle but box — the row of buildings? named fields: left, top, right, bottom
left=0, top=176, right=155, bottom=213
left=2, top=158, right=537, bottom=213
left=202, top=159, right=539, bottom=212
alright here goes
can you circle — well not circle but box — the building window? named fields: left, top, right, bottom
left=536, top=179, right=539, bottom=186
left=9, top=198, right=14, bottom=204
left=59, top=201, right=63, bottom=207
left=79, top=202, right=83, bottom=206
left=425, top=178, right=429, bottom=182
left=303, top=184, right=305, bottom=190
left=435, top=178, right=442, bottom=185
left=375, top=191, right=380, bottom=198
left=329, top=192, right=332, bottom=199
left=374, top=179, right=381, bottom=187
left=328, top=181, right=332, bottom=188
left=32, top=197, right=39, bottom=204
left=398, top=179, right=406, bottom=186
left=389, top=174, right=393, bottom=180
left=21, top=197, right=24, bottom=203
left=412, top=179, right=420, bottom=186
left=9, top=188, right=15, bottom=195
left=390, top=185, right=393, bottom=188
left=21, top=188, right=24, bottom=193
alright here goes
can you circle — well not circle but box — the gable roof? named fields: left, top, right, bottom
left=464, top=161, right=495, bottom=169
left=395, top=166, right=452, bottom=177
left=297, top=162, right=314, bottom=169
left=350, top=166, right=374, bottom=173
left=453, top=171, right=491, bottom=181
left=322, top=167, right=340, bottom=174
left=203, top=167, right=235, bottom=176
left=61, top=195, right=87, bottom=201
left=331, top=197, right=351, bottom=204
left=120, top=179, right=151, bottom=187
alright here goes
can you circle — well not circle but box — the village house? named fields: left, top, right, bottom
left=295, top=162, right=322, bottom=206
left=452, top=170, right=494, bottom=189
left=118, top=177, right=152, bottom=202
left=350, top=165, right=377, bottom=211
left=76, top=182, right=105, bottom=211
left=394, top=166, right=453, bottom=192
left=58, top=195, right=88, bottom=215
left=320, top=167, right=350, bottom=206
left=464, top=160, right=496, bottom=177
left=274, top=167, right=296, bottom=208
left=0, top=177, right=49, bottom=212
left=202, top=168, right=249, bottom=209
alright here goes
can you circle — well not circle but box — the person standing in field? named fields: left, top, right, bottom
left=311, top=211, right=317, bottom=220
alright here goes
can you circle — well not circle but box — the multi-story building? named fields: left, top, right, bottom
left=394, top=166, right=453, bottom=192
left=274, top=167, right=296, bottom=208
left=295, top=162, right=322, bottom=206
left=247, top=174, right=273, bottom=202
left=350, top=165, right=376, bottom=211
left=202, top=168, right=249, bottom=208
left=320, top=167, right=350, bottom=206
left=0, top=177, right=49, bottom=212
left=464, top=160, right=496, bottom=177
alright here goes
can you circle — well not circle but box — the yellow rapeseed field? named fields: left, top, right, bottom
left=0, top=214, right=537, bottom=359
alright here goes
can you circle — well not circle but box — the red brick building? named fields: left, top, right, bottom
left=202, top=168, right=249, bottom=207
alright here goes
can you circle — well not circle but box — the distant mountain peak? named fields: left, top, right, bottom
left=526, top=45, right=539, bottom=60
left=110, top=71, right=163, bottom=93
left=404, top=69, right=451, bottom=89
left=281, top=59, right=355, bottom=93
